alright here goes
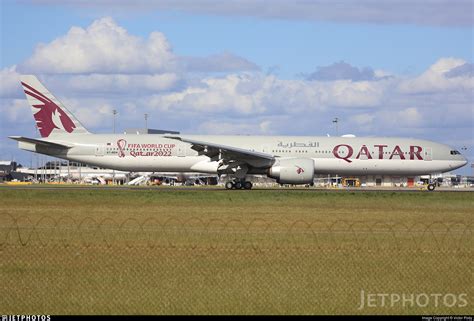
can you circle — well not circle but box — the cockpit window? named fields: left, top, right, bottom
left=450, top=150, right=461, bottom=155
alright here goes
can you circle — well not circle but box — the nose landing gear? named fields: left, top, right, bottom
left=426, top=175, right=437, bottom=192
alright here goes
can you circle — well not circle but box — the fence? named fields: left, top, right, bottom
left=0, top=214, right=472, bottom=314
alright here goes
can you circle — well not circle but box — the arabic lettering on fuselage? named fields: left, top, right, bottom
left=277, top=141, right=320, bottom=148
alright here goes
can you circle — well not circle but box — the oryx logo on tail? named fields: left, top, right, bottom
left=20, top=75, right=89, bottom=138
left=21, top=81, right=76, bottom=137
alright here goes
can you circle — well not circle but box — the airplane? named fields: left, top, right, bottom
left=9, top=75, right=468, bottom=191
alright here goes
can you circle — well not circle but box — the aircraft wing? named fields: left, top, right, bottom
left=165, top=135, right=275, bottom=167
left=8, top=136, right=73, bottom=149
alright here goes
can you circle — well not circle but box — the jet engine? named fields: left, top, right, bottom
left=267, top=158, right=315, bottom=184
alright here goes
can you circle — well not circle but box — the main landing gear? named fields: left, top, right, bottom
left=225, top=179, right=253, bottom=190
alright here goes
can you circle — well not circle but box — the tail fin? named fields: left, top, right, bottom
left=20, top=75, right=90, bottom=138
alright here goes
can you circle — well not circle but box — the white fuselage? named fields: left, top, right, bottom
left=19, top=134, right=468, bottom=176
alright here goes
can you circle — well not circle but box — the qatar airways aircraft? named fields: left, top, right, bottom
left=9, top=76, right=467, bottom=191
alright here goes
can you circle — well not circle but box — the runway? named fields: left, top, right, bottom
left=0, top=183, right=472, bottom=192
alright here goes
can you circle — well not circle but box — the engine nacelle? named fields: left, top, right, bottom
left=267, top=158, right=315, bottom=184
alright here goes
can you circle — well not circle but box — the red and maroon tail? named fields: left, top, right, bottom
left=20, top=75, right=90, bottom=138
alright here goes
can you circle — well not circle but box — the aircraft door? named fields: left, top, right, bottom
left=424, top=147, right=432, bottom=161
left=177, top=143, right=186, bottom=157
left=95, top=145, right=105, bottom=156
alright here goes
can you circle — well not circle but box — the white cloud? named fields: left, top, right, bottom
left=197, top=119, right=273, bottom=135
left=306, top=61, right=376, bottom=81
left=19, top=17, right=258, bottom=75
left=1, top=99, right=31, bottom=124
left=374, top=69, right=393, bottom=78
left=352, top=113, right=375, bottom=126
left=0, top=66, right=22, bottom=98
left=430, top=57, right=466, bottom=74
left=398, top=107, right=422, bottom=126
left=47, top=73, right=181, bottom=94
left=445, top=63, right=474, bottom=78
left=259, top=120, right=272, bottom=133
left=21, top=17, right=177, bottom=74
left=146, top=73, right=388, bottom=116
left=183, top=52, right=259, bottom=72
left=60, top=98, right=116, bottom=128
left=398, top=58, right=474, bottom=94
left=147, top=74, right=268, bottom=114
left=322, top=80, right=385, bottom=108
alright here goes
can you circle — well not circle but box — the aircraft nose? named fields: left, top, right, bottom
left=455, top=154, right=468, bottom=169
left=449, top=153, right=468, bottom=170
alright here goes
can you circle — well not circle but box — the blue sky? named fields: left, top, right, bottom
left=1, top=0, right=473, bottom=174
left=2, top=2, right=472, bottom=76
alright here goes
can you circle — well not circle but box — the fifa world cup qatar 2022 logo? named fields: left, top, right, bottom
left=117, top=139, right=127, bottom=158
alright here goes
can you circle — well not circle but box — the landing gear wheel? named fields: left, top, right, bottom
left=234, top=182, right=243, bottom=189
left=427, top=183, right=436, bottom=192
left=225, top=181, right=234, bottom=190
left=243, top=181, right=253, bottom=190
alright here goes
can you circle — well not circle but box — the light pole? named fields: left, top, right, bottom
left=332, top=117, right=339, bottom=136
left=461, top=146, right=471, bottom=176
left=112, top=109, right=118, bottom=185
left=113, top=109, right=117, bottom=134
left=144, top=113, right=148, bottom=132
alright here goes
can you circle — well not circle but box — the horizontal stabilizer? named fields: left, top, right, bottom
left=8, top=136, right=73, bottom=149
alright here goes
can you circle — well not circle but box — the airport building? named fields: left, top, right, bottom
left=1, top=159, right=472, bottom=188
left=0, top=161, right=30, bottom=182
left=317, top=174, right=472, bottom=188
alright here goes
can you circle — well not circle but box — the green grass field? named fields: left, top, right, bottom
left=0, top=187, right=472, bottom=314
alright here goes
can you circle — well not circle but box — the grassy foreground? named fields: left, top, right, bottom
left=0, top=187, right=472, bottom=314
